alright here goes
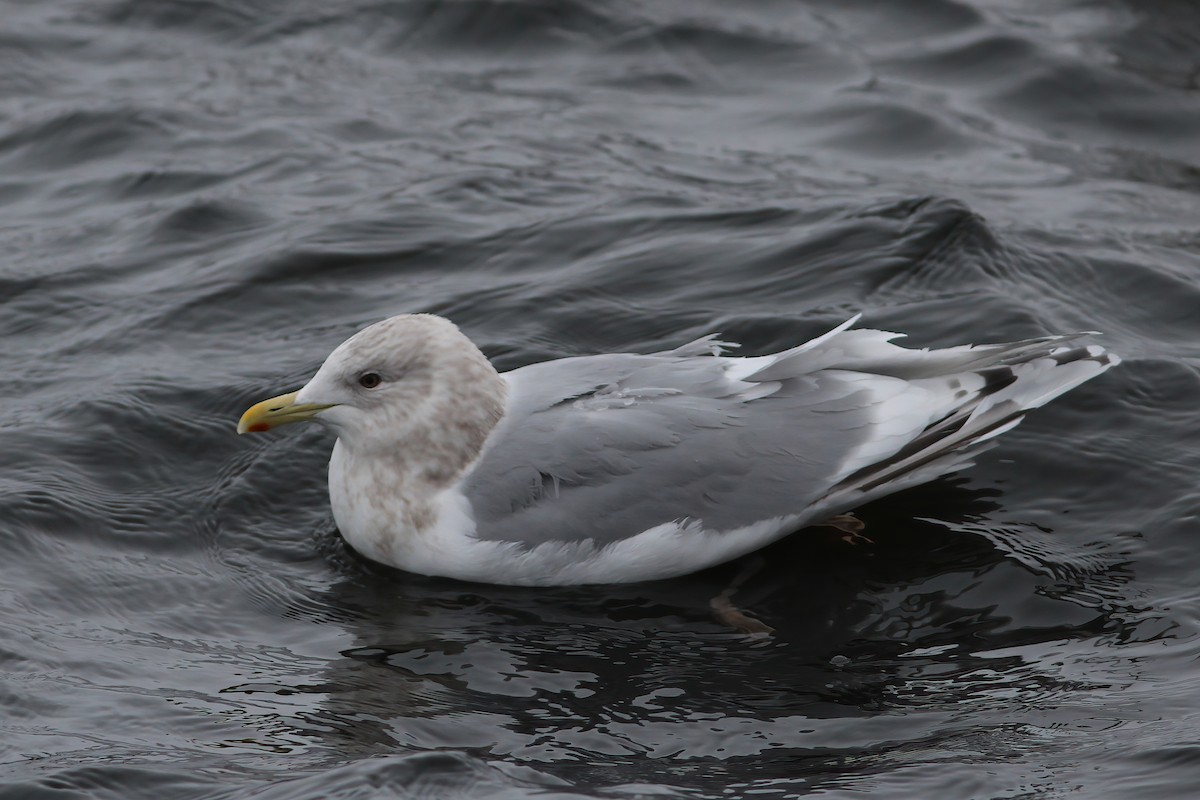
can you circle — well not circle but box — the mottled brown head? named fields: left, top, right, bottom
left=239, top=314, right=508, bottom=479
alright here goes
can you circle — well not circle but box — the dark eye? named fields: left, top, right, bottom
left=358, top=372, right=382, bottom=389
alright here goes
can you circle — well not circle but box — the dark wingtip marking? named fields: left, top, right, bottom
left=980, top=366, right=1017, bottom=395
left=1046, top=345, right=1114, bottom=367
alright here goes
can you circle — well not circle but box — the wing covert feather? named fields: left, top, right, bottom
left=461, top=352, right=874, bottom=545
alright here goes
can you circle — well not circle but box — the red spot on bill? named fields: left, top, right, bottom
left=247, top=423, right=271, bottom=433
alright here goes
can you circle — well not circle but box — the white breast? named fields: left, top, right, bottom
left=329, top=436, right=804, bottom=586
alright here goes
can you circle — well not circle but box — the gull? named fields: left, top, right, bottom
left=237, top=314, right=1116, bottom=586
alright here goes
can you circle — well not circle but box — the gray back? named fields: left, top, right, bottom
left=461, top=350, right=873, bottom=545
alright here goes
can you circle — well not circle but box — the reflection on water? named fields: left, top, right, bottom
left=202, top=482, right=1151, bottom=797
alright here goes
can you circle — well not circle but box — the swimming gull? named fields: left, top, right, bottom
left=237, top=313, right=1117, bottom=586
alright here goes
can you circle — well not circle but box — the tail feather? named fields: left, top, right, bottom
left=815, top=331, right=1118, bottom=510
left=750, top=330, right=1099, bottom=385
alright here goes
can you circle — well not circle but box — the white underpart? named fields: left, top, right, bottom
left=335, top=477, right=807, bottom=586
left=329, top=396, right=810, bottom=586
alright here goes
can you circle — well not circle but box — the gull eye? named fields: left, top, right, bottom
left=358, top=372, right=383, bottom=389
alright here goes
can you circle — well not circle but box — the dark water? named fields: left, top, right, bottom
left=3, top=1, right=1199, bottom=797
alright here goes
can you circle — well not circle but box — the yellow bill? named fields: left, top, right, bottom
left=237, top=391, right=335, bottom=434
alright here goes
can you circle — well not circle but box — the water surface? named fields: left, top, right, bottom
left=2, top=1, right=1199, bottom=797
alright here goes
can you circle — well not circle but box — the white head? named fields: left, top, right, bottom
left=238, top=314, right=507, bottom=484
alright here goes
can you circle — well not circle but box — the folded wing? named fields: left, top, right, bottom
left=461, top=320, right=1117, bottom=547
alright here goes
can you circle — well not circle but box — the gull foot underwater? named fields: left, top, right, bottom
left=710, top=556, right=775, bottom=637
left=238, top=313, right=1118, bottom=586
left=819, top=513, right=873, bottom=546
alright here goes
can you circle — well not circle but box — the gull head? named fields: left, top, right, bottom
left=238, top=314, right=506, bottom=460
